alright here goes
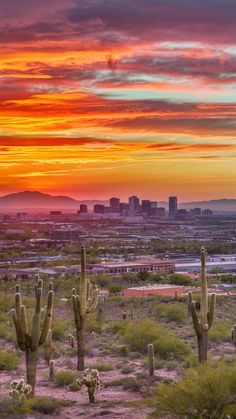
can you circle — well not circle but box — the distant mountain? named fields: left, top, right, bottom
left=0, top=191, right=108, bottom=209
left=180, top=199, right=236, bottom=212
left=0, top=191, right=236, bottom=212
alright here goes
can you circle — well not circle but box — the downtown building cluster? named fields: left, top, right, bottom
left=77, top=195, right=213, bottom=219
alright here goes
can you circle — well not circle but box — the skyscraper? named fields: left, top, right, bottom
left=169, top=196, right=177, bottom=218
left=79, top=204, right=88, bottom=213
left=110, top=197, right=120, bottom=212
left=141, top=200, right=152, bottom=215
left=129, top=195, right=140, bottom=213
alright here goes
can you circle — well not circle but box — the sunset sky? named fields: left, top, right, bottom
left=1, top=0, right=236, bottom=201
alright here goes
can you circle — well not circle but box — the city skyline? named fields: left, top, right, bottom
left=1, top=0, right=236, bottom=200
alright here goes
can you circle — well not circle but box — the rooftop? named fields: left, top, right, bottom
left=125, top=284, right=187, bottom=291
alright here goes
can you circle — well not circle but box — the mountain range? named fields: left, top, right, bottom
left=0, top=191, right=107, bottom=210
left=0, top=191, right=236, bottom=212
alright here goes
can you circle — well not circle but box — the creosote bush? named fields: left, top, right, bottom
left=54, top=370, right=77, bottom=387
left=209, top=320, right=232, bottom=342
left=148, top=362, right=236, bottom=418
left=0, top=350, right=19, bottom=371
left=153, top=302, right=187, bottom=324
left=123, top=318, right=190, bottom=360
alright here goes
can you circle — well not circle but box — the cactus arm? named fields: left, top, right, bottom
left=231, top=324, right=236, bottom=346
left=44, top=328, right=52, bottom=364
left=72, top=293, right=81, bottom=330
left=15, top=292, right=22, bottom=321
left=148, top=343, right=155, bottom=377
left=80, top=245, right=87, bottom=316
left=15, top=292, right=26, bottom=346
left=20, top=305, right=29, bottom=347
left=39, top=289, right=54, bottom=345
left=191, top=302, right=202, bottom=337
left=11, top=308, right=26, bottom=351
left=86, top=288, right=99, bottom=313
left=207, top=293, right=216, bottom=329
left=200, top=247, right=208, bottom=327
left=187, top=291, right=193, bottom=318
left=31, top=287, right=42, bottom=351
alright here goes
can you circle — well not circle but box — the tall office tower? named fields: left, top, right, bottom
left=79, top=204, right=88, bottom=213
left=129, top=195, right=140, bottom=213
left=141, top=200, right=152, bottom=215
left=157, top=207, right=166, bottom=217
left=169, top=196, right=177, bottom=217
left=110, top=197, right=120, bottom=212
left=119, top=203, right=129, bottom=214
left=94, top=204, right=105, bottom=214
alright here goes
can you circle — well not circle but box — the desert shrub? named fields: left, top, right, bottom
left=184, top=353, right=199, bottom=368
left=92, top=363, right=114, bottom=372
left=0, top=396, right=16, bottom=416
left=54, top=370, right=77, bottom=387
left=110, top=344, right=130, bottom=357
left=108, top=285, right=122, bottom=294
left=0, top=350, right=19, bottom=371
left=111, top=319, right=129, bottom=335
left=105, top=377, right=142, bottom=391
left=122, top=377, right=142, bottom=392
left=68, top=382, right=81, bottom=391
left=168, top=274, right=193, bottom=286
left=87, top=313, right=104, bottom=333
left=121, top=365, right=134, bottom=374
left=107, top=296, right=123, bottom=303
left=30, top=396, right=70, bottom=414
left=148, top=362, right=236, bottom=418
left=52, top=319, right=71, bottom=340
left=123, top=318, right=190, bottom=359
left=154, top=334, right=190, bottom=360
left=123, top=318, right=160, bottom=351
left=154, top=303, right=187, bottom=323
left=209, top=320, right=232, bottom=342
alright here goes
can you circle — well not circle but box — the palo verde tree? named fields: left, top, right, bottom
left=11, top=280, right=54, bottom=396
left=71, top=245, right=99, bottom=370
left=189, top=247, right=216, bottom=363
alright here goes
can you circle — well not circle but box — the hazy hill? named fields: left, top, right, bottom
left=0, top=191, right=108, bottom=209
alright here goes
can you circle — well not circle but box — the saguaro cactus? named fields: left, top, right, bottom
left=187, top=291, right=192, bottom=319
left=72, top=246, right=99, bottom=370
left=44, top=329, right=52, bottom=364
left=147, top=343, right=155, bottom=377
left=68, top=333, right=75, bottom=348
left=11, top=280, right=54, bottom=395
left=189, top=247, right=216, bottom=363
left=49, top=360, right=55, bottom=381
left=231, top=324, right=236, bottom=347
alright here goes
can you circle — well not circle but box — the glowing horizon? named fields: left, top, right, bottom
left=1, top=0, right=236, bottom=200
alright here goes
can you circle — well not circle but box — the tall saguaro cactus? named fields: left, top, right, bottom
left=189, top=247, right=216, bottom=363
left=72, top=246, right=99, bottom=370
left=11, top=280, right=54, bottom=396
